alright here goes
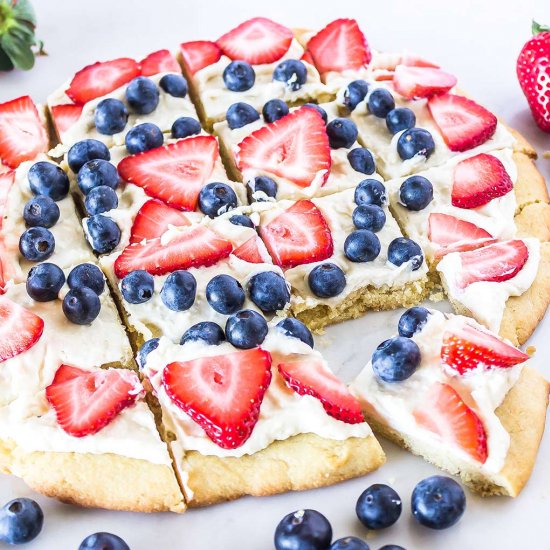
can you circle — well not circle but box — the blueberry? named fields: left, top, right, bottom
left=354, top=179, right=387, bottom=207
left=276, top=317, right=314, bottom=348
left=399, top=175, right=433, bottom=211
left=28, top=161, right=70, bottom=201
left=343, top=79, right=369, bottom=111
left=344, top=230, right=381, bottom=262
left=378, top=546, right=406, bottom=550
left=120, top=270, right=154, bottom=304
left=367, top=88, right=395, bottom=118
left=248, top=271, right=290, bottom=313
left=159, top=73, right=188, bottom=98
left=86, top=215, right=121, bottom=254
left=78, top=532, right=130, bottom=550
left=347, top=148, right=375, bottom=175
left=387, top=237, right=423, bottom=270
left=26, top=263, right=65, bottom=302
left=411, top=476, right=466, bottom=530
left=94, top=98, right=129, bottom=135
left=160, top=270, right=196, bottom=311
left=372, top=336, right=421, bottom=382
left=198, top=182, right=238, bottom=217
left=262, top=98, right=289, bottom=123
left=125, top=76, right=159, bottom=114
left=77, top=159, right=119, bottom=195
left=226, top=102, right=260, bottom=130
left=0, top=498, right=43, bottom=545
left=180, top=321, right=225, bottom=346
left=19, top=226, right=55, bottom=261
left=308, top=263, right=346, bottom=298
left=23, top=195, right=60, bottom=228
left=330, top=537, right=370, bottom=550
left=397, top=128, right=435, bottom=160
left=229, top=214, right=255, bottom=228
left=63, top=287, right=101, bottom=325
left=125, top=122, right=164, bottom=154
left=303, top=103, right=327, bottom=123
left=398, top=306, right=430, bottom=338
left=171, top=116, right=201, bottom=139
left=225, top=309, right=268, bottom=349
left=206, top=274, right=245, bottom=314
left=356, top=484, right=402, bottom=530
left=67, top=139, right=110, bottom=173
left=326, top=118, right=358, bottom=149
left=223, top=60, right=256, bottom=91
left=138, top=338, right=160, bottom=369
left=274, top=509, right=332, bottom=550
left=386, top=108, right=416, bottom=134
left=352, top=205, right=386, bottom=232
left=248, top=175, right=278, bottom=202
left=273, top=59, right=307, bottom=91
left=67, top=263, right=105, bottom=295
left=85, top=185, right=119, bottom=215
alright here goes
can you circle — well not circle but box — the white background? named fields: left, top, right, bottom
left=1, top=0, right=550, bottom=548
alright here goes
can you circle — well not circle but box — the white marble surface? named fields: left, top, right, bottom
left=1, top=0, right=550, bottom=548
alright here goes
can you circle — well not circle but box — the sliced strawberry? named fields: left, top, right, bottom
left=233, top=236, right=268, bottom=264
left=401, top=53, right=440, bottom=69
left=259, top=200, right=333, bottom=269
left=140, top=49, right=180, bottom=76
left=454, top=239, right=529, bottom=289
left=118, top=136, right=218, bottom=211
left=278, top=358, right=364, bottom=424
left=428, top=93, right=497, bottom=152
left=46, top=365, right=142, bottom=437
left=0, top=169, right=15, bottom=228
left=0, top=96, right=48, bottom=168
left=441, top=323, right=529, bottom=375
left=129, top=199, right=190, bottom=244
left=163, top=348, right=272, bottom=449
left=216, top=17, right=293, bottom=65
left=0, top=296, right=44, bottom=363
left=306, top=18, right=371, bottom=74
left=179, top=40, right=222, bottom=75
left=66, top=58, right=141, bottom=104
left=50, top=104, right=83, bottom=136
left=428, top=213, right=495, bottom=258
left=236, top=107, right=331, bottom=189
left=393, top=66, right=457, bottom=99
left=372, top=53, right=439, bottom=72
left=451, top=153, right=513, bottom=209
left=413, top=382, right=488, bottom=463
left=114, top=225, right=232, bottom=278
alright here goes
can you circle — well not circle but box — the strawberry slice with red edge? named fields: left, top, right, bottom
left=259, top=200, right=333, bottom=269
left=401, top=53, right=440, bottom=69
left=129, top=199, right=190, bottom=244
left=46, top=365, right=142, bottom=437
left=278, top=358, right=364, bottom=424
left=233, top=236, right=269, bottom=264
left=413, top=382, right=488, bottom=463
left=216, top=17, right=293, bottom=65
left=451, top=153, right=513, bottom=209
left=441, top=322, right=529, bottom=374
left=140, top=49, right=180, bottom=76
left=306, top=18, right=371, bottom=74
left=0, top=296, right=44, bottom=363
left=0, top=96, right=48, bottom=168
left=50, top=104, right=83, bottom=136
left=428, top=213, right=495, bottom=258
left=66, top=58, right=141, bottom=104
left=118, top=136, right=218, bottom=211
left=428, top=93, right=497, bottom=152
left=454, top=239, right=529, bottom=289
left=393, top=66, right=457, bottom=99
left=236, top=107, right=331, bottom=189
left=114, top=225, right=232, bottom=278
left=0, top=169, right=15, bottom=228
left=163, top=348, right=272, bottom=449
left=179, top=41, right=222, bottom=75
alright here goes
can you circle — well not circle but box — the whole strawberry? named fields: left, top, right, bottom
left=517, top=21, right=550, bottom=132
